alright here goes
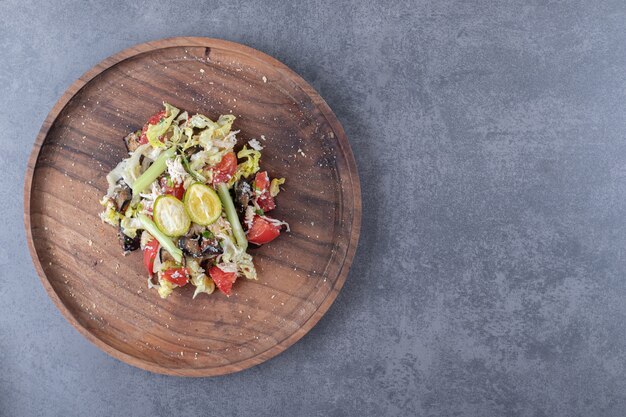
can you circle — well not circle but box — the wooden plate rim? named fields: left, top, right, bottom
left=23, top=37, right=361, bottom=377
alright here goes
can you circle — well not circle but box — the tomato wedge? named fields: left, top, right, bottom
left=160, top=177, right=185, bottom=200
left=254, top=171, right=276, bottom=212
left=211, top=152, right=237, bottom=184
left=255, top=171, right=270, bottom=190
left=247, top=216, right=281, bottom=245
left=209, top=265, right=237, bottom=296
left=139, top=110, right=167, bottom=145
left=161, top=267, right=189, bottom=286
left=143, top=239, right=159, bottom=275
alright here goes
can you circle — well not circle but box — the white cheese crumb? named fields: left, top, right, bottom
left=262, top=76, right=267, bottom=83
left=200, top=68, right=205, bottom=73
left=248, top=138, right=263, bottom=151
left=166, top=156, right=189, bottom=184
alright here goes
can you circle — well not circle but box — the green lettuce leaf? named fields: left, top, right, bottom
left=270, top=178, right=285, bottom=197
left=145, top=103, right=180, bottom=148
left=229, top=145, right=261, bottom=185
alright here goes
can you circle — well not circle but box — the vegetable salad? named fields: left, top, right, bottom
left=100, top=103, right=288, bottom=298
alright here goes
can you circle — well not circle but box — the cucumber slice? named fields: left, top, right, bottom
left=153, top=194, right=191, bottom=237
left=184, top=183, right=222, bottom=226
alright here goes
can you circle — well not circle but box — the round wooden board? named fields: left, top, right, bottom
left=24, top=37, right=361, bottom=376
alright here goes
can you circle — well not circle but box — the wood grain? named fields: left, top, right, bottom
left=23, top=37, right=361, bottom=376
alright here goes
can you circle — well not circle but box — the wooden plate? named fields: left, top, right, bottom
left=23, top=38, right=361, bottom=376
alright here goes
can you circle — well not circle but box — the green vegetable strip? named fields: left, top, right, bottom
left=131, top=147, right=176, bottom=195
left=180, top=152, right=205, bottom=182
left=216, top=182, right=248, bottom=250
left=138, top=213, right=183, bottom=263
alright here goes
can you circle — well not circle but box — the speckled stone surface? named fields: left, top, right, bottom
left=3, top=1, right=626, bottom=416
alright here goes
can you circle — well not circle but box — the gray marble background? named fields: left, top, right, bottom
left=3, top=1, right=626, bottom=416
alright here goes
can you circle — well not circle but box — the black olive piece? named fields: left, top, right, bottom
left=159, top=247, right=176, bottom=264
left=123, top=131, right=142, bottom=153
left=178, top=233, right=223, bottom=258
left=178, top=235, right=202, bottom=257
left=234, top=180, right=252, bottom=214
left=199, top=237, right=223, bottom=257
left=184, top=145, right=202, bottom=159
left=118, top=228, right=140, bottom=253
left=112, top=179, right=132, bottom=213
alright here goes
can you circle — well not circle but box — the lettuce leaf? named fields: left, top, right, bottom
left=215, top=115, right=236, bottom=139
left=99, top=200, right=123, bottom=227
left=187, top=259, right=215, bottom=298
left=190, top=148, right=228, bottom=171
left=191, top=114, right=236, bottom=149
left=211, top=217, right=257, bottom=280
left=229, top=146, right=261, bottom=185
left=157, top=279, right=174, bottom=298
left=120, top=216, right=142, bottom=238
left=270, top=178, right=285, bottom=197
left=145, top=103, right=180, bottom=148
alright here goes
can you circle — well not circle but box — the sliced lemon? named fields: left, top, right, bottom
left=153, top=195, right=191, bottom=237
left=184, top=183, right=222, bottom=226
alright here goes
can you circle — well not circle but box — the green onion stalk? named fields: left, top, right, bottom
left=131, top=147, right=177, bottom=195
left=216, top=182, right=248, bottom=250
left=138, top=213, right=183, bottom=263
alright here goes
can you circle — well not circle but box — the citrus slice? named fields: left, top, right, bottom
left=153, top=194, right=191, bottom=237
left=184, top=183, right=222, bottom=226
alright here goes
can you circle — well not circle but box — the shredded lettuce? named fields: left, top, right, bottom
left=180, top=152, right=205, bottom=182
left=187, top=259, right=215, bottom=298
left=230, top=146, right=261, bottom=185
left=168, top=124, right=183, bottom=145
left=212, top=217, right=257, bottom=280
left=192, top=114, right=236, bottom=149
left=157, top=280, right=174, bottom=298
left=120, top=216, right=142, bottom=238
left=237, top=252, right=257, bottom=280
left=175, top=110, right=189, bottom=124
left=212, top=130, right=238, bottom=150
left=270, top=178, right=285, bottom=197
left=104, top=143, right=152, bottom=199
left=191, top=274, right=215, bottom=298
left=215, top=115, right=236, bottom=139
left=145, top=103, right=180, bottom=148
left=197, top=127, right=216, bottom=149
left=190, top=148, right=228, bottom=171
left=166, top=156, right=189, bottom=184
left=184, top=114, right=238, bottom=172
left=188, top=114, right=216, bottom=129
left=99, top=200, right=123, bottom=226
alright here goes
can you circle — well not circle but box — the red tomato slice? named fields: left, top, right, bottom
left=161, top=267, right=189, bottom=286
left=209, top=265, right=237, bottom=296
left=211, top=152, right=237, bottom=184
left=254, top=171, right=270, bottom=191
left=254, top=171, right=276, bottom=212
left=247, top=216, right=281, bottom=245
left=139, top=110, right=167, bottom=145
left=143, top=239, right=159, bottom=275
left=257, top=194, right=276, bottom=212
left=160, top=177, right=185, bottom=200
